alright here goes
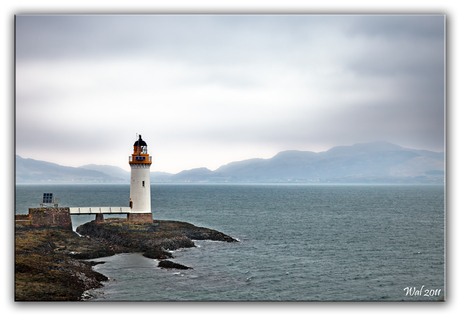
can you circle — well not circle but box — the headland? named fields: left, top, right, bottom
left=15, top=218, right=237, bottom=301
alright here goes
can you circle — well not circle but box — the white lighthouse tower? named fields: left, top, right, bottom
left=128, top=134, right=153, bottom=222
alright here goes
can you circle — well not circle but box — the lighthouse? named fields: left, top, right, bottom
left=128, top=134, right=153, bottom=223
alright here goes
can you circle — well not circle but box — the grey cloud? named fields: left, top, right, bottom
left=181, top=75, right=444, bottom=152
left=343, top=16, right=444, bottom=78
left=14, top=15, right=343, bottom=66
left=344, top=15, right=445, bottom=40
left=16, top=15, right=245, bottom=62
left=15, top=14, right=445, bottom=170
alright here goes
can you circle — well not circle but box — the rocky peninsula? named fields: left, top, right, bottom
left=15, top=218, right=237, bottom=301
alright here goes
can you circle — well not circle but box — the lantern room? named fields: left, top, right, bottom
left=129, top=135, right=152, bottom=164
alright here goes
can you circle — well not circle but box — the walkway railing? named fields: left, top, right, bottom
left=69, top=206, right=132, bottom=214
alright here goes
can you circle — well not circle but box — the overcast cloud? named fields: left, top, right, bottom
left=15, top=15, right=445, bottom=173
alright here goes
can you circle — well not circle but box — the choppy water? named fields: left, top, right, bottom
left=15, top=184, right=445, bottom=301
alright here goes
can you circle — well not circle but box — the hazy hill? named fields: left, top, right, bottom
left=15, top=141, right=445, bottom=184
left=15, top=156, right=126, bottom=183
left=169, top=167, right=232, bottom=183
left=209, top=141, right=444, bottom=183
left=80, top=164, right=130, bottom=181
left=80, top=164, right=173, bottom=183
left=16, top=156, right=173, bottom=184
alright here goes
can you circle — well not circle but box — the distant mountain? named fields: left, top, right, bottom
left=15, top=141, right=445, bottom=184
left=176, top=141, right=444, bottom=183
left=171, top=168, right=215, bottom=182
left=169, top=167, right=230, bottom=183
left=15, top=156, right=126, bottom=183
left=16, top=156, right=173, bottom=184
left=80, top=164, right=130, bottom=181
left=80, top=164, right=174, bottom=182
left=150, top=171, right=174, bottom=182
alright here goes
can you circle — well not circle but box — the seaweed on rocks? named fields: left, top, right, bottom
left=15, top=228, right=109, bottom=301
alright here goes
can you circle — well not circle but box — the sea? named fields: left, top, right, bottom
left=15, top=183, right=445, bottom=301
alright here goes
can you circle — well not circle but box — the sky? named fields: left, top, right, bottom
left=15, top=14, right=445, bottom=173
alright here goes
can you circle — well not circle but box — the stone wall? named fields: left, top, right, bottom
left=15, top=214, right=31, bottom=226
left=95, top=213, right=104, bottom=223
left=28, top=207, right=72, bottom=230
left=127, top=213, right=153, bottom=223
left=15, top=214, right=30, bottom=221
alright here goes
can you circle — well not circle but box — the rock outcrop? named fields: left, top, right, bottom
left=15, top=227, right=109, bottom=301
left=158, top=260, right=192, bottom=270
left=75, top=218, right=237, bottom=260
left=15, top=218, right=237, bottom=301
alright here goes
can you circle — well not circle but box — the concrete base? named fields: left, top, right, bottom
left=127, top=213, right=153, bottom=223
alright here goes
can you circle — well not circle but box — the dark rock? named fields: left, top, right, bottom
left=147, top=220, right=239, bottom=243
left=158, top=260, right=192, bottom=270
left=142, top=247, right=173, bottom=260
left=87, top=261, right=106, bottom=266
left=75, top=219, right=237, bottom=259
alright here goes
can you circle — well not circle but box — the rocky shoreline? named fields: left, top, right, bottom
left=15, top=218, right=237, bottom=301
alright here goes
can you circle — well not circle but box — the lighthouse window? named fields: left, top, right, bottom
left=141, top=146, right=147, bottom=154
left=142, top=181, right=145, bottom=187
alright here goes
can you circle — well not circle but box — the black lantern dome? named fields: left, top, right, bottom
left=134, top=135, right=147, bottom=147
